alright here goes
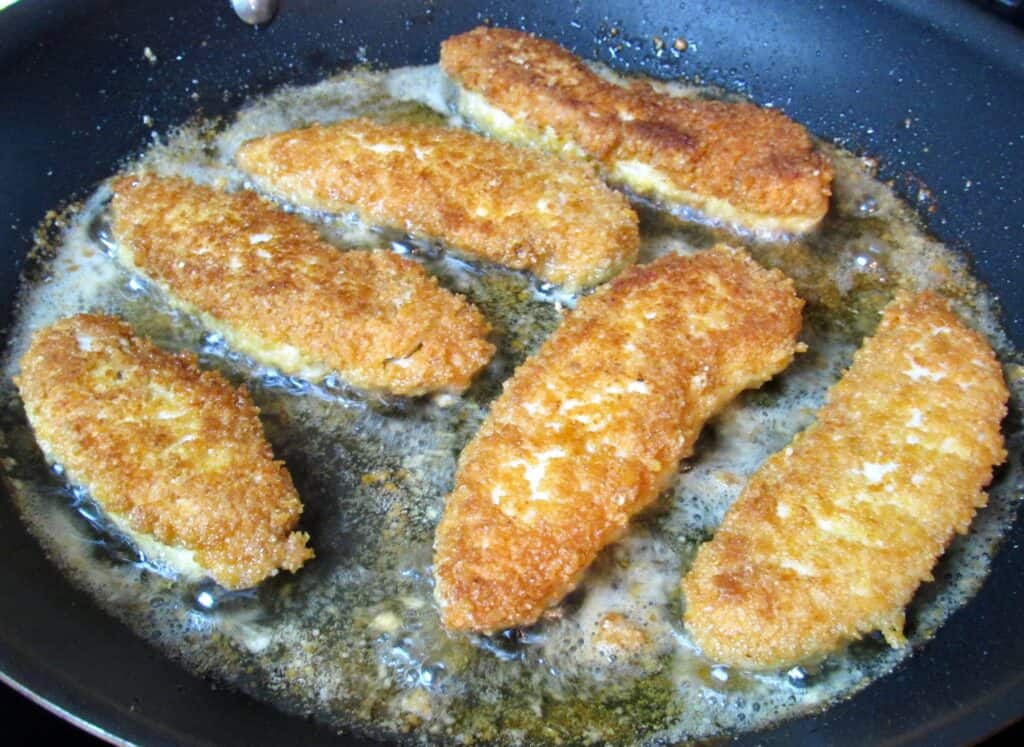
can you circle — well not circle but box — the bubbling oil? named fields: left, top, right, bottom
left=1, top=64, right=1022, bottom=746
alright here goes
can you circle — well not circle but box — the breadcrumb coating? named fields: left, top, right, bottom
left=434, top=246, right=804, bottom=632
left=683, top=292, right=1008, bottom=669
left=235, top=118, right=639, bottom=291
left=441, top=27, right=833, bottom=235
left=15, top=314, right=313, bottom=589
left=111, top=175, right=493, bottom=396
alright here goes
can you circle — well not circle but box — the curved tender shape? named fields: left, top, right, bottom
left=111, top=175, right=493, bottom=396
left=683, top=292, right=1008, bottom=669
left=441, top=27, right=834, bottom=235
left=235, top=118, right=639, bottom=291
left=15, top=314, right=313, bottom=589
left=434, top=246, right=805, bottom=632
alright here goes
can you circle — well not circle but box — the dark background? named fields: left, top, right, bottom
left=973, top=0, right=1024, bottom=26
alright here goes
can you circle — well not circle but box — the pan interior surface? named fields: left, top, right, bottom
left=1, top=1, right=1023, bottom=745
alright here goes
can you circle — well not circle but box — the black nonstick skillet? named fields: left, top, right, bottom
left=1, top=1, right=1023, bottom=744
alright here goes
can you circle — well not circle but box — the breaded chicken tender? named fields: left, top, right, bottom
left=441, top=27, right=833, bottom=235
left=235, top=118, right=639, bottom=291
left=434, top=246, right=805, bottom=632
left=15, top=314, right=313, bottom=589
left=683, top=292, right=1008, bottom=669
left=111, top=175, right=493, bottom=396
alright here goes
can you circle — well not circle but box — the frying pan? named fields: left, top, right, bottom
left=1, top=1, right=1023, bottom=744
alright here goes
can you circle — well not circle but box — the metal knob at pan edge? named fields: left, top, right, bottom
left=231, top=0, right=277, bottom=26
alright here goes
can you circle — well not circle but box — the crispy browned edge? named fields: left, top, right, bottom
left=441, top=27, right=834, bottom=230
left=111, top=174, right=495, bottom=396
left=682, top=291, right=1008, bottom=669
left=235, top=118, right=640, bottom=291
left=15, top=313, right=313, bottom=589
left=434, top=246, right=805, bottom=632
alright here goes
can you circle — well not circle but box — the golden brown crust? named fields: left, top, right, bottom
left=682, top=292, right=1008, bottom=669
left=15, top=314, right=313, bottom=589
left=111, top=175, right=494, bottom=396
left=441, top=27, right=833, bottom=233
left=235, top=118, right=639, bottom=291
left=434, top=246, right=805, bottom=632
